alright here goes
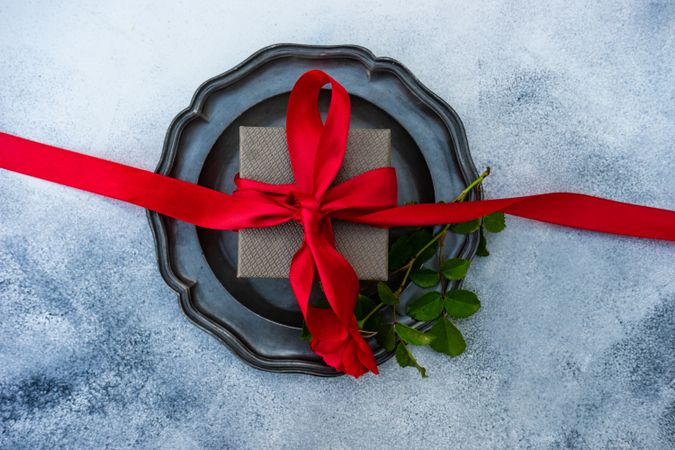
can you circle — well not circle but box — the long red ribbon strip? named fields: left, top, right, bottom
left=1, top=70, right=674, bottom=377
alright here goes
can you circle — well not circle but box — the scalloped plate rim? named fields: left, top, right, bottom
left=147, top=43, right=482, bottom=376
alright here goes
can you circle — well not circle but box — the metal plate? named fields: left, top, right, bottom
left=148, top=44, right=481, bottom=376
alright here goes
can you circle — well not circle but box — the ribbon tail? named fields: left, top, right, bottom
left=289, top=242, right=314, bottom=319
left=342, top=193, right=675, bottom=242
left=0, top=133, right=293, bottom=230
left=303, top=229, right=379, bottom=377
left=289, top=242, right=348, bottom=344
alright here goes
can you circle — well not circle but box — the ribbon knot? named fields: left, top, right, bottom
left=282, top=191, right=323, bottom=232
left=287, top=191, right=319, bottom=210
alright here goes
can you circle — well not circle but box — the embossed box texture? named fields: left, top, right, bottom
left=237, top=126, right=391, bottom=280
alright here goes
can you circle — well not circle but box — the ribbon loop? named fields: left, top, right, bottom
left=286, top=70, right=351, bottom=200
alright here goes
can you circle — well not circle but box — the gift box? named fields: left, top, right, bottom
left=237, top=126, right=391, bottom=280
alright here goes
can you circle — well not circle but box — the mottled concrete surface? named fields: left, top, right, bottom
left=1, top=1, right=674, bottom=448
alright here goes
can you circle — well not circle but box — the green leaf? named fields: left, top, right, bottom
left=406, top=292, right=443, bottom=321
left=362, top=312, right=382, bottom=332
left=408, top=230, right=436, bottom=263
left=376, top=323, right=396, bottom=351
left=428, top=317, right=466, bottom=356
left=300, top=321, right=312, bottom=342
left=388, top=229, right=437, bottom=271
left=440, top=258, right=471, bottom=280
left=410, top=268, right=440, bottom=288
left=388, top=235, right=412, bottom=270
left=450, top=219, right=481, bottom=234
left=483, top=212, right=506, bottom=233
left=395, top=343, right=427, bottom=377
left=444, top=290, right=481, bottom=318
left=356, top=294, right=382, bottom=331
left=408, top=229, right=433, bottom=252
left=394, top=323, right=434, bottom=346
left=354, top=294, right=376, bottom=321
left=377, top=282, right=399, bottom=306
left=476, top=226, right=490, bottom=257
left=417, top=242, right=438, bottom=263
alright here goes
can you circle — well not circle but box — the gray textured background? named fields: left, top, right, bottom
left=1, top=1, right=673, bottom=448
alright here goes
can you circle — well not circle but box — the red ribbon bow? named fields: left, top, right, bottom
left=234, top=71, right=398, bottom=376
left=1, top=69, right=674, bottom=377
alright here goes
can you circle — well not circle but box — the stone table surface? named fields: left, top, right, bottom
left=1, top=1, right=673, bottom=448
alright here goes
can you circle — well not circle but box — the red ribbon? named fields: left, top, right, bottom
left=1, top=69, right=674, bottom=377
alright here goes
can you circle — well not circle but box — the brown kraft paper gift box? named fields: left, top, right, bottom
left=237, top=126, right=391, bottom=280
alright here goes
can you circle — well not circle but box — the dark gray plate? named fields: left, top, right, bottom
left=148, top=44, right=481, bottom=376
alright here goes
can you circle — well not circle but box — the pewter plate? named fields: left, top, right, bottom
left=148, top=44, right=481, bottom=376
